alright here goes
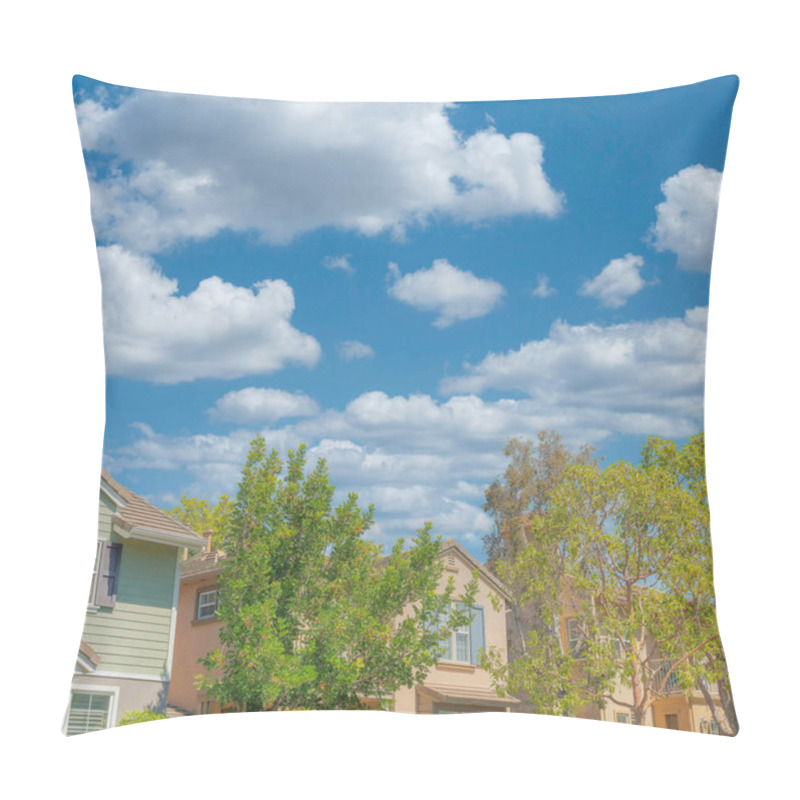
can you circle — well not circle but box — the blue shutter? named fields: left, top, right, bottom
left=469, top=605, right=485, bottom=665
left=438, top=610, right=452, bottom=660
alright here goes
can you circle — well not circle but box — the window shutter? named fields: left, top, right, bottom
left=95, top=542, right=122, bottom=608
left=438, top=610, right=452, bottom=660
left=470, top=605, right=485, bottom=665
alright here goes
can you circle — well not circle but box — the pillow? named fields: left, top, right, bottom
left=66, top=75, right=738, bottom=736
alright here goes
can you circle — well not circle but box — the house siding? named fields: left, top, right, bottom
left=83, top=536, right=176, bottom=677
left=98, top=494, right=114, bottom=541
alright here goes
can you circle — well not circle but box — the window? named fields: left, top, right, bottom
left=664, top=713, right=680, bottom=730
left=65, top=691, right=114, bottom=736
left=89, top=541, right=122, bottom=609
left=437, top=604, right=485, bottom=665
left=566, top=618, right=586, bottom=656
left=455, top=620, right=470, bottom=662
left=196, top=588, right=219, bottom=620
left=615, top=712, right=630, bottom=724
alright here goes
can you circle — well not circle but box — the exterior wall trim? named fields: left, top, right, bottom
left=64, top=682, right=121, bottom=735
left=82, top=670, right=168, bottom=683
left=166, top=548, right=182, bottom=679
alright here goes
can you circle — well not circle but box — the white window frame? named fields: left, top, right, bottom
left=615, top=712, right=630, bottom=724
left=566, top=618, right=585, bottom=656
left=63, top=683, right=120, bottom=736
left=453, top=620, right=471, bottom=664
left=196, top=588, right=219, bottom=620
left=87, top=541, right=102, bottom=610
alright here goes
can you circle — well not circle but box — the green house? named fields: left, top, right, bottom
left=64, top=470, right=205, bottom=735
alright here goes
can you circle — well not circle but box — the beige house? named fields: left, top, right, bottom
left=392, top=539, right=517, bottom=714
left=168, top=537, right=517, bottom=715
left=558, top=597, right=726, bottom=733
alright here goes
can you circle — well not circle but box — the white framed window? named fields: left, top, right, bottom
left=454, top=621, right=470, bottom=663
left=615, top=712, right=630, bottom=724
left=566, top=618, right=586, bottom=656
left=196, top=588, right=219, bottom=620
left=64, top=685, right=119, bottom=736
left=436, top=603, right=485, bottom=665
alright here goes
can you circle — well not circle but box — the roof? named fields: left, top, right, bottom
left=101, top=469, right=205, bottom=551
left=181, top=549, right=225, bottom=579
left=417, top=683, right=520, bottom=708
left=76, top=640, right=101, bottom=673
left=439, top=539, right=512, bottom=603
left=189, top=538, right=510, bottom=599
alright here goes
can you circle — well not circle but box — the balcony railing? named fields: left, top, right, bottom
left=651, top=660, right=720, bottom=697
left=651, top=660, right=683, bottom=695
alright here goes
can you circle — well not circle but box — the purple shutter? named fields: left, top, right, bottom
left=95, top=542, right=122, bottom=608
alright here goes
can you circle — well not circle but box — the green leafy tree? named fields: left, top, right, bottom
left=482, top=432, right=594, bottom=710
left=484, top=433, right=735, bottom=732
left=167, top=494, right=233, bottom=550
left=198, top=435, right=477, bottom=711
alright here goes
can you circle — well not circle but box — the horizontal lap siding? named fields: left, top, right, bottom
left=82, top=537, right=177, bottom=677
left=98, top=496, right=114, bottom=542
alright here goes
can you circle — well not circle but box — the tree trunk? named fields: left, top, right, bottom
left=696, top=679, right=730, bottom=735
left=717, top=677, right=739, bottom=736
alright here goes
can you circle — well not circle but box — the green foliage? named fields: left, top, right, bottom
left=198, top=435, right=476, bottom=712
left=483, top=431, right=595, bottom=564
left=484, top=432, right=735, bottom=731
left=167, top=494, right=233, bottom=550
left=117, top=709, right=167, bottom=726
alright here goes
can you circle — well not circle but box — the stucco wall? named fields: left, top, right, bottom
left=168, top=570, right=222, bottom=713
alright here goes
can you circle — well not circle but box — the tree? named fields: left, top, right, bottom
left=483, top=433, right=736, bottom=732
left=198, top=435, right=476, bottom=712
left=640, top=433, right=738, bottom=734
left=482, top=432, right=594, bottom=710
left=483, top=431, right=595, bottom=565
left=167, top=494, right=233, bottom=550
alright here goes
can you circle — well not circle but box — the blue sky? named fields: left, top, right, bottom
left=73, top=75, right=737, bottom=557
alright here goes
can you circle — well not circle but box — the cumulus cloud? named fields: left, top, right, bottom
left=337, top=340, right=375, bottom=360
left=323, top=254, right=354, bottom=274
left=76, top=94, right=563, bottom=251
left=532, top=275, right=556, bottom=299
left=579, top=254, right=647, bottom=308
left=648, top=165, right=723, bottom=272
left=107, top=312, right=708, bottom=549
left=387, top=259, right=505, bottom=327
left=98, top=245, right=321, bottom=383
left=208, top=388, right=320, bottom=423
left=441, top=307, right=709, bottom=437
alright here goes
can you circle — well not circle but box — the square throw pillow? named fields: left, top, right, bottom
left=65, top=75, right=738, bottom=736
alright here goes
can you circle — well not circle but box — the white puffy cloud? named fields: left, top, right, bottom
left=98, top=245, right=320, bottom=383
left=323, top=254, right=354, bottom=274
left=208, top=388, right=320, bottom=423
left=106, top=306, right=709, bottom=548
left=532, top=275, right=556, bottom=299
left=76, top=94, right=563, bottom=251
left=648, top=164, right=723, bottom=272
left=337, top=340, right=375, bottom=360
left=579, top=254, right=647, bottom=308
left=387, top=259, right=505, bottom=327
left=441, top=307, right=709, bottom=437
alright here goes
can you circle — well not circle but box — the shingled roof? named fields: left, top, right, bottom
left=101, top=469, right=205, bottom=546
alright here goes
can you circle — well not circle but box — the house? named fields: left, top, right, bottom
left=168, top=537, right=518, bottom=715
left=391, top=539, right=518, bottom=714
left=63, top=470, right=205, bottom=735
left=558, top=600, right=727, bottom=733
left=167, top=532, right=224, bottom=715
